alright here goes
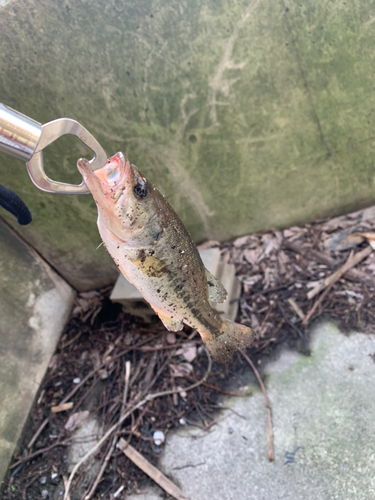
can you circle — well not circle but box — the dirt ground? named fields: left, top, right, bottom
left=3, top=206, right=375, bottom=500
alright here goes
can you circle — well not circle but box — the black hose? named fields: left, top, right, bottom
left=0, top=184, right=32, bottom=225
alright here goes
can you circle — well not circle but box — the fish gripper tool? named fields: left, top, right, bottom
left=0, top=102, right=107, bottom=194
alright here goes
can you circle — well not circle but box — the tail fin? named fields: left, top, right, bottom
left=203, top=320, right=255, bottom=363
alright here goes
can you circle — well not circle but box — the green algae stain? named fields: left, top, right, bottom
left=2, top=0, right=375, bottom=287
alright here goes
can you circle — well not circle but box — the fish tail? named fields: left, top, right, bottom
left=203, top=320, right=255, bottom=363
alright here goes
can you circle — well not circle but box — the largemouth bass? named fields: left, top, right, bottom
left=78, top=152, right=255, bottom=362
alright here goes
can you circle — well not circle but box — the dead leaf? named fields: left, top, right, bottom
left=324, top=229, right=364, bottom=251
left=320, top=215, right=356, bottom=232
left=233, top=235, right=252, bottom=248
left=64, top=411, right=90, bottom=432
left=175, top=343, right=197, bottom=362
left=277, top=251, right=289, bottom=275
left=169, top=363, right=193, bottom=378
left=283, top=227, right=306, bottom=241
left=243, top=248, right=263, bottom=265
left=242, top=274, right=262, bottom=286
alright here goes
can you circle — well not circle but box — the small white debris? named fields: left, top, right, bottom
left=73, top=377, right=81, bottom=384
left=41, top=490, right=48, bottom=499
left=153, top=430, right=165, bottom=446
left=166, top=332, right=176, bottom=344
left=113, top=485, right=125, bottom=498
left=39, top=476, right=47, bottom=485
left=179, top=418, right=186, bottom=425
left=99, top=370, right=109, bottom=380
left=177, top=386, right=187, bottom=400
left=51, top=473, right=58, bottom=480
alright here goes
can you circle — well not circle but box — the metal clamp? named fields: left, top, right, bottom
left=0, top=103, right=107, bottom=194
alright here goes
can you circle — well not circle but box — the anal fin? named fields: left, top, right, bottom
left=154, top=310, right=184, bottom=332
left=205, top=269, right=227, bottom=303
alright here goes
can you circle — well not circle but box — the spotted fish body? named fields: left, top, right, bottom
left=78, top=152, right=255, bottom=362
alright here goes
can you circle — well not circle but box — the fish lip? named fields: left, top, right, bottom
left=77, top=152, right=128, bottom=194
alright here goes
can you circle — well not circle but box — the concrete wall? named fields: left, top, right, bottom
left=1, top=0, right=375, bottom=290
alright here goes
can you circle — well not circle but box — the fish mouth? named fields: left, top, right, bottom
left=77, top=152, right=128, bottom=194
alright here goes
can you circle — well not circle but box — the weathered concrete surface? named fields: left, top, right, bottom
left=0, top=220, right=75, bottom=485
left=1, top=1, right=375, bottom=289
left=129, top=322, right=375, bottom=500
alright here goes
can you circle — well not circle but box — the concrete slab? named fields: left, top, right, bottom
left=0, top=220, right=75, bottom=486
left=128, top=322, right=375, bottom=500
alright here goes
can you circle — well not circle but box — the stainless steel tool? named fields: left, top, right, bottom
left=0, top=103, right=107, bottom=194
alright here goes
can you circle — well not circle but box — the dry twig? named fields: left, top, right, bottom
left=118, top=439, right=189, bottom=500
left=303, top=246, right=373, bottom=326
left=307, top=246, right=373, bottom=299
left=286, top=298, right=305, bottom=321
left=240, top=350, right=274, bottom=461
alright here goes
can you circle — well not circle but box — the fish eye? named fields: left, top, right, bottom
left=133, top=181, right=148, bottom=199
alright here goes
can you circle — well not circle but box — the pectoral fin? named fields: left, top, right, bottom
left=154, top=310, right=184, bottom=332
left=205, top=269, right=227, bottom=303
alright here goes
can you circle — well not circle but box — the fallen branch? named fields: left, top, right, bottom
left=240, top=350, right=274, bottom=462
left=307, top=246, right=373, bottom=300
left=63, top=348, right=212, bottom=500
left=285, top=240, right=375, bottom=287
left=118, top=439, right=189, bottom=500
left=303, top=246, right=373, bottom=325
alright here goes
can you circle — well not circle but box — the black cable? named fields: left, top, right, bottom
left=0, top=184, right=32, bottom=225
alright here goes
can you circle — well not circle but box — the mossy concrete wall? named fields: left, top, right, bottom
left=1, top=0, right=375, bottom=290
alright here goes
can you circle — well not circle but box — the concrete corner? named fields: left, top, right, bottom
left=0, top=219, right=75, bottom=485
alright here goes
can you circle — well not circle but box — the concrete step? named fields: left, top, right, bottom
left=110, top=248, right=241, bottom=322
left=0, top=219, right=75, bottom=487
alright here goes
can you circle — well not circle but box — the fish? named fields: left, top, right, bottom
left=77, top=152, right=255, bottom=363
